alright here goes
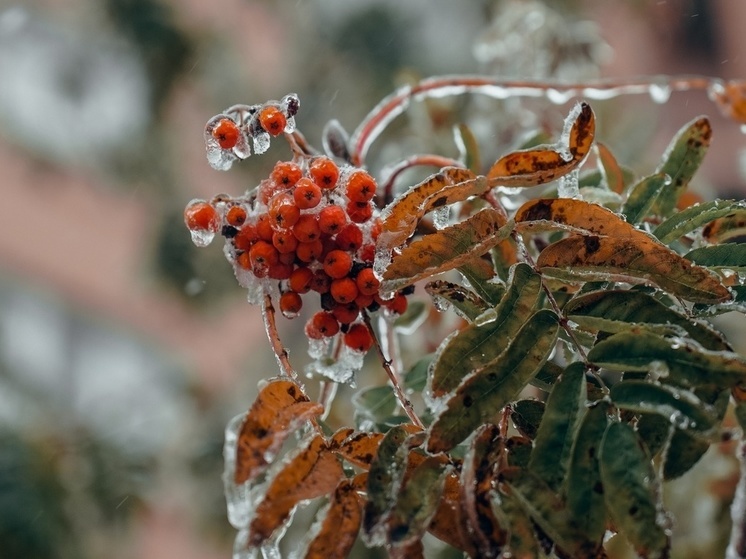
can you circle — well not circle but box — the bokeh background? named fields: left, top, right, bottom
left=1, top=1, right=746, bottom=558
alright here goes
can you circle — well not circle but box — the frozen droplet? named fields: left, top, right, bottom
left=223, top=413, right=253, bottom=529
left=546, top=88, right=574, bottom=105
left=233, top=130, right=252, bottom=160
left=206, top=139, right=236, bottom=171
left=474, top=307, right=498, bottom=326
left=558, top=169, right=580, bottom=199
left=281, top=93, right=300, bottom=118
left=283, top=115, right=296, bottom=134
left=432, top=206, right=450, bottom=229
left=190, top=227, right=215, bottom=247
left=431, top=294, right=451, bottom=313
left=648, top=360, right=669, bottom=381
left=252, top=131, right=271, bottom=155
left=307, top=336, right=332, bottom=360
left=649, top=82, right=672, bottom=105
left=558, top=102, right=584, bottom=162
left=373, top=248, right=391, bottom=279
left=669, top=410, right=689, bottom=430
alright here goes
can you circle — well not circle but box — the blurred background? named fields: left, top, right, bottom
left=1, top=1, right=746, bottom=558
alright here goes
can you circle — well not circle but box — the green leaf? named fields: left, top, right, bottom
left=653, top=200, right=746, bottom=245
left=609, top=381, right=717, bottom=431
left=429, top=263, right=542, bottom=397
left=506, top=436, right=533, bottom=469
left=458, top=257, right=506, bottom=305
left=564, top=289, right=729, bottom=351
left=492, top=489, right=542, bottom=558
left=382, top=208, right=511, bottom=292
left=510, top=400, right=545, bottom=440
left=685, top=243, right=746, bottom=270
left=702, top=208, right=746, bottom=243
left=622, top=173, right=670, bottom=224
left=599, top=422, right=669, bottom=558
left=528, top=363, right=587, bottom=491
left=352, top=386, right=397, bottom=424
left=454, top=123, right=481, bottom=173
left=387, top=456, right=448, bottom=547
left=424, top=280, right=489, bottom=321
left=651, top=116, right=712, bottom=217
left=663, top=430, right=709, bottom=481
left=588, top=330, right=746, bottom=388
left=404, top=354, right=432, bottom=392
left=427, top=310, right=559, bottom=453
left=565, top=403, right=609, bottom=547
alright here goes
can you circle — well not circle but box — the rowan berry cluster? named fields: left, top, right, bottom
left=185, top=156, right=410, bottom=356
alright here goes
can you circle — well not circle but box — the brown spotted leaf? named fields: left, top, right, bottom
left=235, top=378, right=323, bottom=484
left=428, top=473, right=478, bottom=556
left=537, top=234, right=731, bottom=304
left=303, top=480, right=363, bottom=559
left=710, top=80, right=746, bottom=124
left=330, top=429, right=384, bottom=470
left=382, top=208, right=511, bottom=292
left=425, top=280, right=490, bottom=321
left=379, top=167, right=487, bottom=250
left=249, top=435, right=344, bottom=547
left=487, top=102, right=595, bottom=186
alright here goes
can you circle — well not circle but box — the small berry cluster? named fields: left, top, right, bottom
left=185, top=156, right=410, bottom=355
left=204, top=94, right=300, bottom=171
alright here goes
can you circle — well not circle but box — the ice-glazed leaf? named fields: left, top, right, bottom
left=249, top=435, right=344, bottom=547
left=487, top=102, right=595, bottom=187
left=458, top=256, right=506, bottom=305
left=528, top=363, right=587, bottom=491
left=427, top=309, right=559, bottom=453
left=610, top=381, right=717, bottom=431
left=599, top=422, right=669, bottom=558
left=352, top=386, right=397, bottom=424
left=652, top=116, right=712, bottom=217
left=501, top=468, right=597, bottom=557
left=492, top=489, right=542, bottom=559
left=387, top=456, right=449, bottom=548
left=510, top=400, right=545, bottom=440
left=330, top=429, right=383, bottom=469
left=564, top=289, right=729, bottom=351
left=461, top=425, right=506, bottom=557
left=595, top=142, right=626, bottom=194
left=322, top=119, right=351, bottom=161
left=711, top=80, right=746, bottom=124
left=428, top=473, right=477, bottom=556
left=404, top=354, right=432, bottom=392
left=303, top=480, right=362, bottom=559
left=588, top=330, right=746, bottom=388
left=382, top=208, right=511, bottom=292
left=537, top=234, right=731, bottom=303
left=685, top=243, right=746, bottom=270
left=455, top=123, right=482, bottom=173
left=663, top=430, right=709, bottom=481
left=654, top=200, right=746, bottom=244
left=235, top=378, right=323, bottom=484
left=425, top=280, right=489, bottom=321
left=622, top=173, right=670, bottom=225
left=430, top=263, right=542, bottom=397
left=379, top=167, right=486, bottom=249
left=564, top=403, right=609, bottom=548
left=701, top=208, right=746, bottom=243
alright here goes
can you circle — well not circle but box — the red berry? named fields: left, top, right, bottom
left=354, top=293, right=374, bottom=309
left=335, top=223, right=363, bottom=251
left=270, top=161, right=303, bottom=189
left=234, top=223, right=258, bottom=251
left=306, top=311, right=340, bottom=339
left=309, top=157, right=339, bottom=190
left=344, top=323, right=374, bottom=352
left=249, top=240, right=279, bottom=272
left=323, top=250, right=354, bottom=279
left=226, top=205, right=247, bottom=227
left=268, top=194, right=301, bottom=230
left=318, top=205, right=347, bottom=235
left=289, top=266, right=314, bottom=294
left=184, top=201, right=219, bottom=232
left=212, top=118, right=240, bottom=149
left=386, top=293, right=408, bottom=315
left=256, top=214, right=275, bottom=241
left=236, top=251, right=252, bottom=270
left=259, top=106, right=287, bottom=137
left=347, top=201, right=373, bottom=224
left=346, top=170, right=377, bottom=203
left=272, top=230, right=299, bottom=254
left=296, top=240, right=324, bottom=263
left=332, top=302, right=360, bottom=324
left=279, top=291, right=303, bottom=317
left=310, top=270, right=332, bottom=294
left=293, top=177, right=323, bottom=210
left=268, top=262, right=294, bottom=280
left=330, top=277, right=359, bottom=304
left=292, top=214, right=321, bottom=243
left=358, top=244, right=376, bottom=263
left=355, top=268, right=380, bottom=296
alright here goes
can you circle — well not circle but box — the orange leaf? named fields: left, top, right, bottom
left=249, top=435, right=343, bottom=547
left=487, top=102, right=595, bottom=186
left=235, top=378, right=323, bottom=484
left=537, top=234, right=731, bottom=303
left=303, top=480, right=363, bottom=559
left=595, top=142, right=626, bottom=194
left=379, top=167, right=487, bottom=250
left=515, top=198, right=640, bottom=239
left=427, top=473, right=478, bottom=556
left=330, top=429, right=384, bottom=470
left=711, top=80, right=746, bottom=124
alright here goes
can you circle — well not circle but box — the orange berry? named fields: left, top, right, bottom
left=318, top=205, right=347, bottom=235
left=272, top=230, right=299, bottom=254
left=335, top=223, right=363, bottom=251
left=292, top=214, right=321, bottom=243
left=226, top=205, right=247, bottom=227
left=270, top=161, right=303, bottom=189
left=346, top=170, right=377, bottom=203
left=310, top=270, right=332, bottom=294
left=268, top=194, right=300, bottom=230
left=355, top=267, right=380, bottom=296
left=354, top=293, right=374, bottom=309
left=293, top=178, right=323, bottom=209
left=212, top=118, right=240, bottom=149
left=278, top=250, right=297, bottom=266
left=268, top=262, right=294, bottom=280
left=306, top=311, right=340, bottom=339
left=309, top=157, right=339, bottom=190
left=237, top=251, right=252, bottom=270
left=256, top=214, right=275, bottom=241
left=259, top=105, right=287, bottom=137
left=344, top=323, right=374, bottom=352
left=386, top=293, right=408, bottom=315
left=323, top=250, right=354, bottom=279
left=330, top=277, right=358, bottom=304
left=184, top=201, right=219, bottom=232
left=234, top=223, right=258, bottom=251
left=289, top=266, right=314, bottom=294
left=370, top=217, right=382, bottom=239
left=332, top=302, right=360, bottom=324
left=249, top=240, right=279, bottom=272
left=347, top=201, right=373, bottom=223
left=279, top=291, right=303, bottom=317
left=358, top=244, right=376, bottom=263
left=296, top=240, right=324, bottom=263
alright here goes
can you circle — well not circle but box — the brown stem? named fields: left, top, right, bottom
left=364, top=311, right=425, bottom=430
left=379, top=154, right=465, bottom=206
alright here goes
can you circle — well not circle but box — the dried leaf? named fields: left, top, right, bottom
left=711, top=80, right=746, bottom=124
left=621, top=173, right=670, bottom=225
left=537, top=234, right=731, bottom=303
left=595, top=142, right=626, bottom=193
left=428, top=473, right=477, bottom=555
left=654, top=200, right=746, bottom=244
left=427, top=309, right=559, bottom=453
left=599, top=423, right=669, bottom=558
left=382, top=208, right=511, bottom=292
left=379, top=167, right=486, bottom=250
left=487, top=102, right=595, bottom=187
left=249, top=435, right=344, bottom=547
left=430, top=263, right=542, bottom=397
left=303, top=480, right=362, bottom=559
left=330, top=429, right=384, bottom=469
left=702, top=209, right=746, bottom=243
left=425, top=280, right=490, bottom=321
left=235, top=378, right=323, bottom=484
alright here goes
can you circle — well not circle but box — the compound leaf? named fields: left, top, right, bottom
left=425, top=280, right=490, bottom=321
left=654, top=199, right=746, bottom=244
left=685, top=243, right=746, bottom=270
left=622, top=173, right=670, bottom=224
left=303, top=480, right=362, bottom=559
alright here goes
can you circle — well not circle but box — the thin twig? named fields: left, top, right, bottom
left=364, top=311, right=425, bottom=430
left=379, top=154, right=465, bottom=206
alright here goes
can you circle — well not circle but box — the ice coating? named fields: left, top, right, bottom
left=558, top=169, right=580, bottom=199
left=252, top=131, right=271, bottom=155
left=223, top=413, right=254, bottom=529
left=189, top=228, right=216, bottom=248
